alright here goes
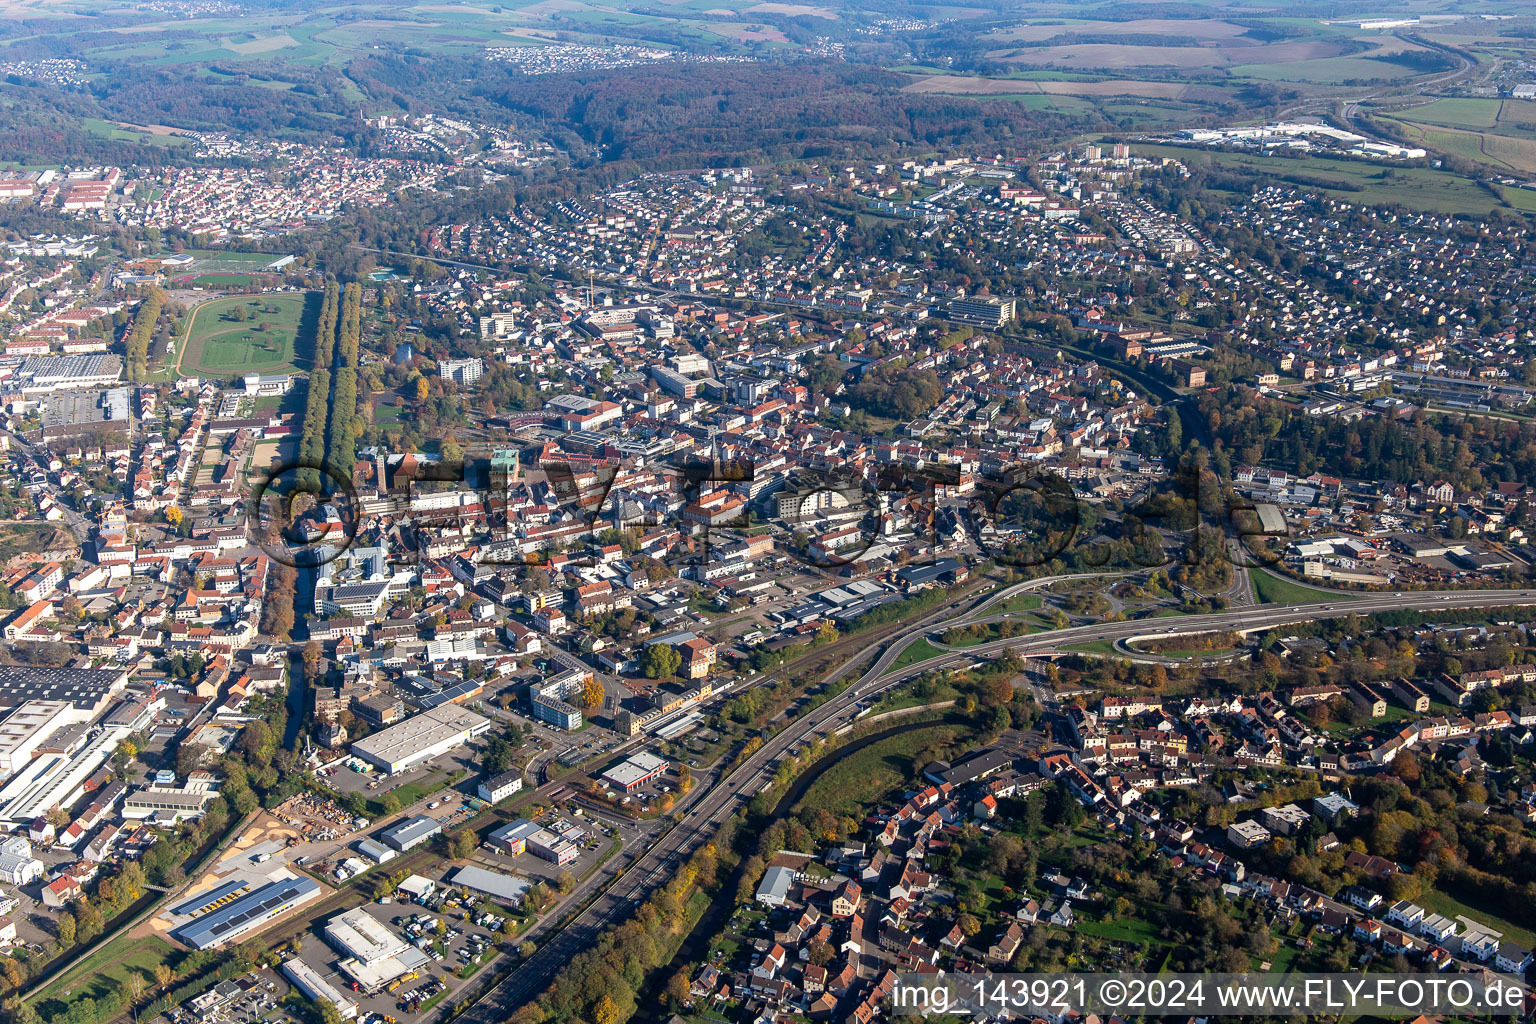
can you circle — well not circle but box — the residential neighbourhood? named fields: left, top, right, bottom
left=1, top=11, right=1536, bottom=1024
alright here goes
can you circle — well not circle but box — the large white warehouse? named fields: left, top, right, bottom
left=348, top=705, right=491, bottom=775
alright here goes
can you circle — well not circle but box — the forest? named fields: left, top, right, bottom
left=1191, top=385, right=1536, bottom=493
left=848, top=362, right=944, bottom=420
left=0, top=59, right=363, bottom=165
left=478, top=61, right=1084, bottom=170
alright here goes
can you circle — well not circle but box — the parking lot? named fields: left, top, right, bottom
left=162, top=969, right=291, bottom=1024
left=290, top=892, right=502, bottom=1020
left=475, top=807, right=616, bottom=884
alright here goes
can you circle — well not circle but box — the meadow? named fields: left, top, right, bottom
left=1385, top=96, right=1536, bottom=173
left=1225, top=50, right=1421, bottom=85
left=33, top=935, right=183, bottom=1015
left=1249, top=567, right=1360, bottom=606
left=794, top=723, right=967, bottom=818
left=81, top=118, right=192, bottom=146
left=178, top=292, right=315, bottom=378
left=1134, top=143, right=1517, bottom=216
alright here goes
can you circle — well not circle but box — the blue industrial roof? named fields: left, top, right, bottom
left=175, top=877, right=321, bottom=949
left=170, top=878, right=250, bottom=918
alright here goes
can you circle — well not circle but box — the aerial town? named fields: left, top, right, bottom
left=0, top=6, right=1535, bottom=1024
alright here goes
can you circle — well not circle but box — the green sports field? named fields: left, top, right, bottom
left=185, top=272, right=278, bottom=287
left=179, top=292, right=314, bottom=377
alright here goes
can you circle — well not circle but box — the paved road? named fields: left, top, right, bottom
left=931, top=588, right=1536, bottom=664
left=456, top=583, right=1536, bottom=1019
left=450, top=571, right=1115, bottom=1019
left=5, top=432, right=97, bottom=545
left=1275, top=29, right=1478, bottom=122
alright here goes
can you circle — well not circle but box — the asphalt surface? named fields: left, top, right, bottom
left=469, top=584, right=1486, bottom=1013
left=923, top=588, right=1536, bottom=665
left=454, top=580, right=1536, bottom=1019
left=451, top=571, right=1101, bottom=1019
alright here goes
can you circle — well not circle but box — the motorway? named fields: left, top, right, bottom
left=1269, top=29, right=1480, bottom=125
left=891, top=587, right=1536, bottom=669
left=451, top=571, right=1105, bottom=1019
left=455, top=582, right=1536, bottom=1020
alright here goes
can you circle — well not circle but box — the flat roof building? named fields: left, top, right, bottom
left=601, top=751, right=669, bottom=792
left=15, top=354, right=123, bottom=393
left=449, top=865, right=531, bottom=903
left=1313, top=793, right=1360, bottom=821
left=379, top=815, right=441, bottom=852
left=0, top=700, right=75, bottom=776
left=0, top=725, right=129, bottom=825
left=946, top=296, right=1016, bottom=328
left=488, top=818, right=542, bottom=857
left=486, top=817, right=578, bottom=864
left=324, top=907, right=414, bottom=967
left=122, top=782, right=218, bottom=824
left=0, top=665, right=129, bottom=713
left=282, top=959, right=358, bottom=1021
left=41, top=387, right=130, bottom=440
left=1261, top=803, right=1312, bottom=836
left=176, top=876, right=322, bottom=949
left=349, top=705, right=491, bottom=775
left=529, top=669, right=586, bottom=732
left=756, top=865, right=795, bottom=907
left=1227, top=819, right=1272, bottom=849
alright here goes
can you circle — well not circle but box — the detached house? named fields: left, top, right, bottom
left=987, top=922, right=1024, bottom=965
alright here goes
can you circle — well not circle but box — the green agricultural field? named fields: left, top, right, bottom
left=1414, top=125, right=1502, bottom=164
left=178, top=292, right=314, bottom=377
left=1002, top=93, right=1099, bottom=114
left=1133, top=143, right=1513, bottom=216
left=1501, top=186, right=1536, bottom=212
left=1099, top=101, right=1200, bottom=125
left=81, top=117, right=191, bottom=146
left=1388, top=102, right=1536, bottom=173
left=1396, top=97, right=1502, bottom=129
left=1229, top=56, right=1414, bottom=84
